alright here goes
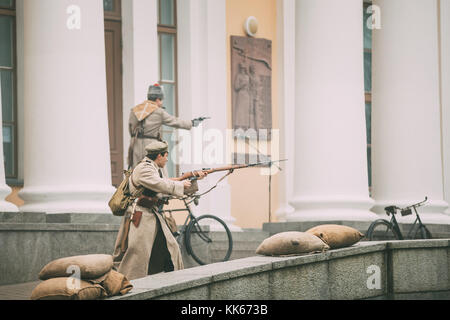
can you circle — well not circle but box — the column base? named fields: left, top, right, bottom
left=288, top=195, right=378, bottom=221
left=275, top=203, right=295, bottom=222
left=18, top=185, right=116, bottom=214
left=286, top=209, right=379, bottom=222
left=372, top=199, right=450, bottom=224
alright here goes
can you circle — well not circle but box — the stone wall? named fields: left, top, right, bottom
left=110, top=240, right=450, bottom=300
left=0, top=222, right=119, bottom=285
left=0, top=217, right=267, bottom=285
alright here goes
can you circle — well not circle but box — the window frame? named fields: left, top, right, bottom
left=364, top=0, right=373, bottom=193
left=1, top=4, right=18, bottom=183
left=158, top=0, right=179, bottom=177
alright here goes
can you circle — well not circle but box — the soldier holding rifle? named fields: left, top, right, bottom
left=113, top=140, right=284, bottom=280
left=113, top=141, right=207, bottom=280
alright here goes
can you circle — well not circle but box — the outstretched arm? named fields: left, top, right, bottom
left=161, top=109, right=193, bottom=130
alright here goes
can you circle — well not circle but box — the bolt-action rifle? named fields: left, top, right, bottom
left=173, top=159, right=288, bottom=182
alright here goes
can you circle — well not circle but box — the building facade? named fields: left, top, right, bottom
left=1, top=0, right=450, bottom=228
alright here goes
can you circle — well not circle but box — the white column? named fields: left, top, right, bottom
left=0, top=82, right=19, bottom=212
left=440, top=0, right=450, bottom=216
left=288, top=0, right=377, bottom=221
left=122, top=0, right=159, bottom=168
left=177, top=0, right=240, bottom=230
left=275, top=0, right=295, bottom=221
left=371, top=0, right=450, bottom=223
left=19, top=0, right=115, bottom=213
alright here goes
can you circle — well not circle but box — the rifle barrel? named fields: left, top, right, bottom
left=177, top=159, right=287, bottom=180
left=203, top=159, right=287, bottom=174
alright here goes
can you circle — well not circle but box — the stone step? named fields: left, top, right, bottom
left=0, top=280, right=39, bottom=300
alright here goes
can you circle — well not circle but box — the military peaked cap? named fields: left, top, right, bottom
left=145, top=140, right=168, bottom=155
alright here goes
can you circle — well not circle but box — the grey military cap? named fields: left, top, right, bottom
left=145, top=140, right=168, bottom=155
left=147, top=84, right=164, bottom=100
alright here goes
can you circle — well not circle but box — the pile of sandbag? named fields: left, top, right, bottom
left=30, top=254, right=133, bottom=300
left=256, top=224, right=364, bottom=256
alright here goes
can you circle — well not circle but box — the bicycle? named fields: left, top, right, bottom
left=366, top=196, right=432, bottom=241
left=159, top=193, right=233, bottom=266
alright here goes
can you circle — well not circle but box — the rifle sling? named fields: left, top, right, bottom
left=196, top=169, right=234, bottom=198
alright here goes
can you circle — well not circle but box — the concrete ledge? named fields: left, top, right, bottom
left=0, top=212, right=46, bottom=223
left=263, top=221, right=450, bottom=239
left=111, top=239, right=450, bottom=300
left=0, top=223, right=120, bottom=231
left=0, top=212, right=123, bottom=224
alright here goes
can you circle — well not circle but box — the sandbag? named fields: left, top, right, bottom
left=30, top=278, right=106, bottom=300
left=90, top=269, right=133, bottom=296
left=255, top=231, right=329, bottom=256
left=39, top=254, right=113, bottom=280
left=305, top=224, right=364, bottom=249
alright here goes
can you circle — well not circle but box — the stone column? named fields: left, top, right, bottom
left=0, top=82, right=19, bottom=212
left=275, top=0, right=295, bottom=221
left=371, top=0, right=450, bottom=223
left=177, top=0, right=240, bottom=230
left=440, top=0, right=450, bottom=216
left=288, top=0, right=377, bottom=221
left=19, top=0, right=115, bottom=213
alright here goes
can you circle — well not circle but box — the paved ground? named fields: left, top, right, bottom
left=0, top=281, right=40, bottom=300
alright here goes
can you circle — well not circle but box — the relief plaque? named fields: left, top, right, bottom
left=231, top=36, right=272, bottom=139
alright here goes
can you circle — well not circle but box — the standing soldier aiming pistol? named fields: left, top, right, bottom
left=128, top=83, right=210, bottom=169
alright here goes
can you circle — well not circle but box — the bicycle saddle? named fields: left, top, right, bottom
left=384, top=206, right=397, bottom=215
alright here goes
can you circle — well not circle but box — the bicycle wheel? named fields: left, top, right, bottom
left=366, top=219, right=401, bottom=241
left=413, top=224, right=432, bottom=239
left=185, top=215, right=233, bottom=265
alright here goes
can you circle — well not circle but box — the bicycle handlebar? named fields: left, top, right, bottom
left=403, top=196, right=428, bottom=210
left=384, top=196, right=428, bottom=215
left=158, top=193, right=201, bottom=209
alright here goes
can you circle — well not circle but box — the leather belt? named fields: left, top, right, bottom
left=134, top=134, right=161, bottom=140
left=136, top=195, right=167, bottom=209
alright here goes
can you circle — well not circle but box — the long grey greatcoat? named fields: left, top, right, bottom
left=128, top=101, right=192, bottom=168
left=112, top=157, right=194, bottom=280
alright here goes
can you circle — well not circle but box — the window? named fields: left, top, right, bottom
left=158, top=0, right=178, bottom=177
left=103, top=0, right=121, bottom=21
left=0, top=0, right=17, bottom=181
left=363, top=1, right=372, bottom=192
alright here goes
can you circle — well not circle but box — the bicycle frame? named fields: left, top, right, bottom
left=387, top=213, right=404, bottom=240
left=159, top=196, right=213, bottom=244
left=387, top=202, right=426, bottom=240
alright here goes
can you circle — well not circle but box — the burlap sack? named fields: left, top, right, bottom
left=39, top=254, right=114, bottom=280
left=255, top=231, right=329, bottom=256
left=305, top=224, right=364, bottom=249
left=30, top=278, right=107, bottom=300
left=90, top=270, right=133, bottom=296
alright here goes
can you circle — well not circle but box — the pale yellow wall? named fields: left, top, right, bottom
left=226, top=0, right=280, bottom=229
left=5, top=187, right=24, bottom=207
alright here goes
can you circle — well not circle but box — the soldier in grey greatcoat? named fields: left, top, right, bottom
left=128, top=84, right=201, bottom=169
left=113, top=141, right=207, bottom=280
